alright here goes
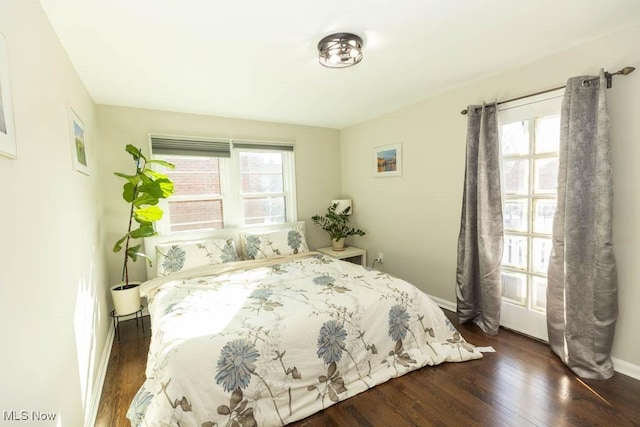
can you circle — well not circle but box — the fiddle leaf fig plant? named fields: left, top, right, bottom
left=311, top=202, right=366, bottom=241
left=113, top=144, right=175, bottom=289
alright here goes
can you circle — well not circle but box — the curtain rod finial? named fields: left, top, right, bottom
left=619, top=66, right=635, bottom=75
left=461, top=109, right=468, bottom=115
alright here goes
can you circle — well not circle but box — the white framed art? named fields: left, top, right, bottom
left=0, top=32, right=17, bottom=159
left=373, top=142, right=402, bottom=177
left=68, top=107, right=89, bottom=175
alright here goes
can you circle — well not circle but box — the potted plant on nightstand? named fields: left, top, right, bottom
left=311, top=202, right=366, bottom=251
left=111, top=144, right=174, bottom=316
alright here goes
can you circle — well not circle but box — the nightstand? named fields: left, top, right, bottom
left=316, top=246, right=367, bottom=267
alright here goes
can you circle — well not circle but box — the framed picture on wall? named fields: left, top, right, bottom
left=68, top=107, right=89, bottom=175
left=373, top=142, right=402, bottom=177
left=0, top=32, right=17, bottom=159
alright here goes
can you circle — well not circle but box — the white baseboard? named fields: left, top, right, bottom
left=85, top=322, right=115, bottom=427
left=612, top=357, right=640, bottom=380
left=427, top=294, right=640, bottom=381
left=427, top=293, right=457, bottom=313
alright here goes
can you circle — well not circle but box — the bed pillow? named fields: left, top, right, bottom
left=155, top=238, right=238, bottom=276
left=239, top=225, right=309, bottom=260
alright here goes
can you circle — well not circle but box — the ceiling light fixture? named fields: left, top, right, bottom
left=317, top=33, right=363, bottom=68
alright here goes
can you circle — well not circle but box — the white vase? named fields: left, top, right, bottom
left=332, top=238, right=345, bottom=251
left=110, top=282, right=142, bottom=316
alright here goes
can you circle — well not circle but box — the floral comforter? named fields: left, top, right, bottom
left=127, top=253, right=482, bottom=426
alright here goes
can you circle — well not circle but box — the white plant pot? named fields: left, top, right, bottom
left=110, top=282, right=141, bottom=316
left=332, top=238, right=345, bottom=251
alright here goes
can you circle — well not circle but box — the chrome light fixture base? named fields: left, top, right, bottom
left=318, top=33, right=363, bottom=68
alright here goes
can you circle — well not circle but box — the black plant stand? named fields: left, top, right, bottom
left=110, top=305, right=145, bottom=342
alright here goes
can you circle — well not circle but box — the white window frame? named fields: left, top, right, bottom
left=229, top=142, right=297, bottom=228
left=151, top=136, right=297, bottom=234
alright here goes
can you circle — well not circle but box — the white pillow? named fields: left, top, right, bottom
left=239, top=226, right=309, bottom=260
left=155, top=238, right=238, bottom=276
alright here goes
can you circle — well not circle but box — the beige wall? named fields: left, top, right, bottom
left=340, top=25, right=640, bottom=370
left=97, top=105, right=342, bottom=286
left=0, top=0, right=109, bottom=425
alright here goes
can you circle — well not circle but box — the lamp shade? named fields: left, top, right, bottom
left=332, top=199, right=352, bottom=215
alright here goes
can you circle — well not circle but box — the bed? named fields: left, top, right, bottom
left=127, top=222, right=482, bottom=426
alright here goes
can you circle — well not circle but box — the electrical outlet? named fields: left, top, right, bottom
left=377, top=252, right=384, bottom=263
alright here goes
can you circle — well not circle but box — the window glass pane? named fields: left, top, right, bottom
left=502, top=272, right=527, bottom=305
left=532, top=276, right=547, bottom=312
left=503, top=235, right=528, bottom=269
left=240, top=152, right=283, bottom=193
left=534, top=114, right=560, bottom=154
left=501, top=121, right=529, bottom=155
left=243, top=197, right=285, bottom=225
left=504, top=199, right=528, bottom=232
left=503, top=159, right=529, bottom=194
left=168, top=199, right=223, bottom=232
left=164, top=155, right=221, bottom=196
left=531, top=237, right=552, bottom=274
left=533, top=199, right=556, bottom=234
left=534, top=158, right=558, bottom=193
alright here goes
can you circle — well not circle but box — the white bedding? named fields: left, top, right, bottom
left=128, top=253, right=482, bottom=426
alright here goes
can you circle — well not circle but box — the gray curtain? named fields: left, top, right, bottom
left=456, top=103, right=503, bottom=336
left=547, top=70, right=618, bottom=380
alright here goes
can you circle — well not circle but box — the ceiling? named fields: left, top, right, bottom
left=40, top=0, right=640, bottom=129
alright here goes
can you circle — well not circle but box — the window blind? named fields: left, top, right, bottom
left=150, top=135, right=231, bottom=157
left=232, top=141, right=294, bottom=152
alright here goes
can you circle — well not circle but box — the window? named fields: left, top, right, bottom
left=498, top=89, right=563, bottom=340
left=235, top=143, right=291, bottom=225
left=151, top=136, right=296, bottom=233
left=163, top=155, right=224, bottom=232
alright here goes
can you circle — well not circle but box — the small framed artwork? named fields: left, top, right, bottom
left=0, top=32, right=17, bottom=159
left=373, top=142, right=402, bottom=177
left=68, top=107, right=89, bottom=175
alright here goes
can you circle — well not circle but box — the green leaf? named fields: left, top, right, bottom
left=142, top=168, right=169, bottom=180
left=122, top=182, right=136, bottom=203
left=158, top=180, right=175, bottom=198
left=130, top=223, right=156, bottom=239
left=114, top=172, right=142, bottom=186
left=146, top=159, right=175, bottom=169
left=114, top=172, right=134, bottom=179
left=138, top=181, right=164, bottom=198
left=127, top=244, right=142, bottom=262
left=126, top=247, right=152, bottom=266
left=133, top=192, right=159, bottom=208
left=134, top=206, right=163, bottom=222
left=139, top=173, right=152, bottom=185
left=113, top=235, right=127, bottom=252
left=125, top=144, right=142, bottom=159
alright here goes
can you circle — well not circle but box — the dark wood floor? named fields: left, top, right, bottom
left=96, top=311, right=640, bottom=426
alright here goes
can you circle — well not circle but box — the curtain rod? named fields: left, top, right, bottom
left=460, top=66, right=635, bottom=115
